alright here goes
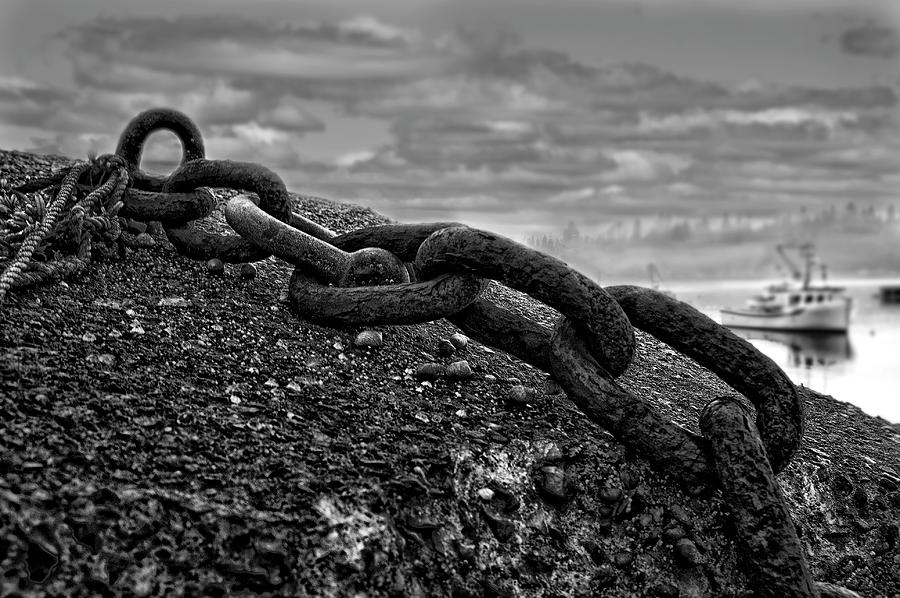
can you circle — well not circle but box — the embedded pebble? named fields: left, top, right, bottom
left=239, top=263, right=257, bottom=280
left=449, top=333, right=468, bottom=350
left=415, top=363, right=445, bottom=380
left=674, top=537, right=702, bottom=567
left=507, top=385, right=533, bottom=406
left=542, top=444, right=564, bottom=463
left=612, top=552, right=633, bottom=568
left=206, top=258, right=225, bottom=275
left=662, top=526, right=686, bottom=545
left=445, top=360, right=473, bottom=379
left=669, top=505, right=693, bottom=527
left=599, top=488, right=622, bottom=503
left=134, top=232, right=155, bottom=247
left=436, top=339, right=456, bottom=357
left=477, top=488, right=495, bottom=501
left=542, top=378, right=563, bottom=395
left=481, top=507, right=516, bottom=543
left=538, top=466, right=568, bottom=501
left=126, top=219, right=147, bottom=234
left=355, top=330, right=384, bottom=348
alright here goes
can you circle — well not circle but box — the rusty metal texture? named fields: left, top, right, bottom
left=225, top=195, right=408, bottom=286
left=118, top=187, right=217, bottom=224
left=332, top=222, right=466, bottom=262
left=605, top=285, right=803, bottom=475
left=161, top=159, right=292, bottom=263
left=449, top=297, right=555, bottom=374
left=288, top=270, right=487, bottom=327
left=700, top=397, right=818, bottom=597
left=289, top=211, right=336, bottom=241
left=550, top=317, right=715, bottom=491
left=114, top=108, right=206, bottom=192
left=414, top=226, right=635, bottom=379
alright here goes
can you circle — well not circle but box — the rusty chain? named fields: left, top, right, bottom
left=6, top=108, right=864, bottom=598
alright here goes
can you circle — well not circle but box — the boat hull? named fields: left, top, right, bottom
left=720, top=303, right=850, bottom=332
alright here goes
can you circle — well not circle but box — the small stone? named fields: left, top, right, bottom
left=415, top=363, right=445, bottom=380
left=542, top=444, right=564, bottom=464
left=507, top=385, right=532, bottom=406
left=662, top=526, right=686, bottom=545
left=542, top=378, right=563, bottom=395
left=157, top=296, right=188, bottom=307
left=619, top=469, right=640, bottom=489
left=612, top=552, right=633, bottom=568
left=355, top=330, right=383, bottom=348
left=599, top=488, right=622, bottom=504
left=494, top=487, right=521, bottom=514
left=87, top=353, right=116, bottom=367
left=538, top=466, right=567, bottom=502
left=436, top=339, right=456, bottom=357
left=449, top=333, right=468, bottom=350
left=583, top=540, right=607, bottom=565
left=481, top=510, right=516, bottom=543
left=445, top=360, right=473, bottom=379
left=82, top=332, right=97, bottom=342
left=239, top=263, right=256, bottom=279
left=674, top=538, right=702, bottom=567
left=649, top=581, right=680, bottom=598
left=669, top=505, right=693, bottom=527
left=126, top=219, right=148, bottom=234
left=206, top=258, right=225, bottom=275
left=477, top=488, right=495, bottom=501
left=134, top=232, right=155, bottom=247
left=484, top=374, right=497, bottom=382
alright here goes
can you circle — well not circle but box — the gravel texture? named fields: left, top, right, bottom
left=2, top=148, right=900, bottom=597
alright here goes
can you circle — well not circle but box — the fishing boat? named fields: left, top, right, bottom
left=720, top=243, right=851, bottom=332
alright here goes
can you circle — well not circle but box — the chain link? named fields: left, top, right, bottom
left=2, top=108, right=868, bottom=597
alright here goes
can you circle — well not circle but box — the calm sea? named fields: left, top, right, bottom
left=665, top=278, right=900, bottom=424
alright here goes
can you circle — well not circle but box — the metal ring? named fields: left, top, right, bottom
left=119, top=187, right=217, bottom=224
left=332, top=223, right=466, bottom=262
left=415, top=226, right=635, bottom=378
left=549, top=317, right=715, bottom=491
left=288, top=270, right=487, bottom=327
left=605, top=285, right=803, bottom=474
left=225, top=195, right=408, bottom=286
left=161, top=159, right=291, bottom=263
left=700, top=397, right=817, bottom=595
left=115, top=108, right=206, bottom=192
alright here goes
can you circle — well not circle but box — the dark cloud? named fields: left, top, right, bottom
left=840, top=23, right=899, bottom=58
left=2, top=12, right=897, bottom=228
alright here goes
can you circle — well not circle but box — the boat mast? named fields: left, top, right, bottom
left=776, top=243, right=815, bottom=289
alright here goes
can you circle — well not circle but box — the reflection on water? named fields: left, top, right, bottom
left=729, top=329, right=853, bottom=368
left=669, top=278, right=900, bottom=422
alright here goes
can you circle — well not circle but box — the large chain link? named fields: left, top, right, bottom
left=10, top=109, right=864, bottom=598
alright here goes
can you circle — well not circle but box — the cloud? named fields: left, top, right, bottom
left=840, top=23, right=899, bottom=58
left=2, top=12, right=898, bottom=234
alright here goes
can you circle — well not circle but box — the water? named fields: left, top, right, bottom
left=667, top=278, right=900, bottom=423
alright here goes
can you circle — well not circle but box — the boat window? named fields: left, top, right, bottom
left=817, top=295, right=824, bottom=303
left=804, top=295, right=813, bottom=304
left=790, top=295, right=800, bottom=305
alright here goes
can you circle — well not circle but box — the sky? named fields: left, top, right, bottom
left=0, top=0, right=898, bottom=239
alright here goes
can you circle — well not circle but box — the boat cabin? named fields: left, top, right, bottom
left=749, top=285, right=846, bottom=311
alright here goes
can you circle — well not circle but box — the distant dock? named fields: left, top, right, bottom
left=879, top=285, right=900, bottom=304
